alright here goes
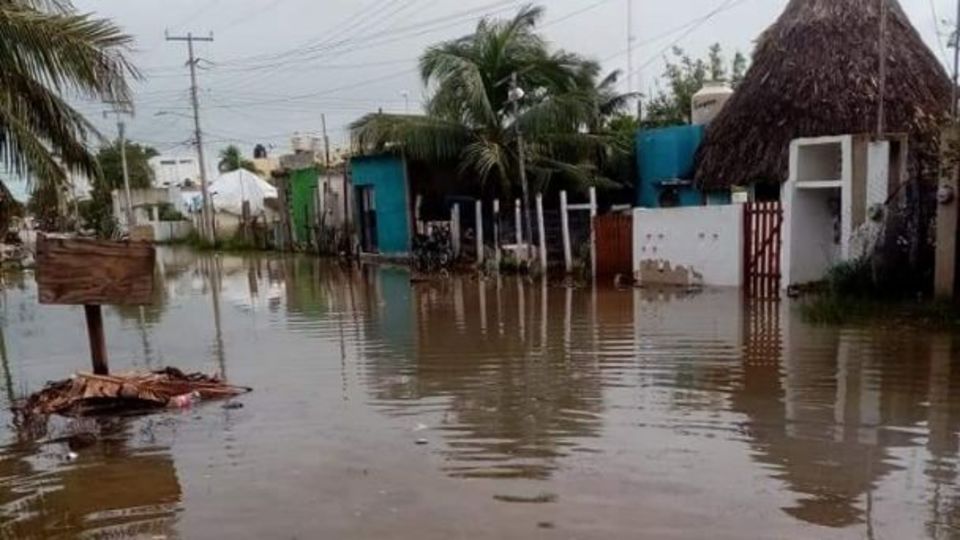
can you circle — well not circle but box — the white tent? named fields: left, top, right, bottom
left=209, top=169, right=278, bottom=215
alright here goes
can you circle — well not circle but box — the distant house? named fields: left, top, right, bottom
left=209, top=169, right=279, bottom=237
left=350, top=154, right=411, bottom=258
left=149, top=155, right=201, bottom=188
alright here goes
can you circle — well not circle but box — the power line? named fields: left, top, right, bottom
left=629, top=0, right=751, bottom=78
left=930, top=0, right=950, bottom=65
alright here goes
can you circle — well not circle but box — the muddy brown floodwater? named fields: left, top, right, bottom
left=1, top=248, right=960, bottom=538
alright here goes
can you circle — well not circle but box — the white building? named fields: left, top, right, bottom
left=149, top=155, right=201, bottom=188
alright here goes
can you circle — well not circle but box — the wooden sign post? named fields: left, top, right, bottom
left=36, top=236, right=156, bottom=375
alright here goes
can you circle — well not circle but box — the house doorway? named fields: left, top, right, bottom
left=357, top=186, right=378, bottom=253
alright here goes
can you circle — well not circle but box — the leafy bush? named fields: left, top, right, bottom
left=156, top=202, right=185, bottom=222
left=825, top=258, right=875, bottom=298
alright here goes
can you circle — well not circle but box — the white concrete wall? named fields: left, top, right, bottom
left=149, top=155, right=201, bottom=188
left=632, top=205, right=743, bottom=287
left=151, top=221, right=193, bottom=242
left=784, top=188, right=841, bottom=285
left=783, top=136, right=853, bottom=288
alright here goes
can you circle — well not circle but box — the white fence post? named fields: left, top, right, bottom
left=493, top=199, right=501, bottom=268
left=536, top=193, right=547, bottom=272
left=514, top=198, right=523, bottom=245
left=589, top=187, right=597, bottom=279
left=451, top=203, right=461, bottom=258
left=475, top=199, right=484, bottom=265
left=560, top=190, right=572, bottom=273
left=414, top=194, right=423, bottom=235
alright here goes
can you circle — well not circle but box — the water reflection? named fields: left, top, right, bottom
left=0, top=251, right=959, bottom=537
left=0, top=418, right=181, bottom=538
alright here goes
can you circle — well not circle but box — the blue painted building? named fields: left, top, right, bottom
left=350, top=154, right=412, bottom=257
left=636, top=125, right=730, bottom=208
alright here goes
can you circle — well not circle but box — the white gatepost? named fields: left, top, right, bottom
left=475, top=199, right=484, bottom=265
left=536, top=193, right=547, bottom=271
left=560, top=190, right=572, bottom=273
left=589, top=187, right=597, bottom=279
left=451, top=203, right=461, bottom=257
left=514, top=199, right=523, bottom=245
left=493, top=199, right=501, bottom=267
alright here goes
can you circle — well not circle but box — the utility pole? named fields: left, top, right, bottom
left=509, top=72, right=534, bottom=253
left=627, top=0, right=634, bottom=95
left=321, top=113, right=331, bottom=170
left=103, top=102, right=134, bottom=229
left=877, top=0, right=888, bottom=136
left=953, top=0, right=960, bottom=118
left=166, top=31, right=215, bottom=242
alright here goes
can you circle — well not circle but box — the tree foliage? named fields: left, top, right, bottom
left=218, top=145, right=257, bottom=173
left=643, top=44, right=747, bottom=128
left=0, top=0, right=136, bottom=193
left=351, top=5, right=634, bottom=196
left=96, top=139, right=158, bottom=191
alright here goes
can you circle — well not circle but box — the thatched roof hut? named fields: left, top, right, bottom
left=695, top=0, right=952, bottom=189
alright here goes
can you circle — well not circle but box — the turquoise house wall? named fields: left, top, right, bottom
left=351, top=155, right=411, bottom=256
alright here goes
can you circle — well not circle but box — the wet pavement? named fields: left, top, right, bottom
left=1, top=248, right=959, bottom=538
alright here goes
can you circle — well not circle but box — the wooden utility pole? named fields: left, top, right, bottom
left=103, top=103, right=135, bottom=229
left=321, top=113, right=331, bottom=170
left=627, top=0, right=635, bottom=95
left=954, top=0, right=960, bottom=117
left=166, top=31, right=215, bottom=242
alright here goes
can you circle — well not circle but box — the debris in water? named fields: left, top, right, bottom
left=15, top=367, right=251, bottom=418
left=413, top=423, right=429, bottom=432
left=64, top=451, right=79, bottom=461
left=222, top=402, right=244, bottom=410
left=415, top=438, right=429, bottom=445
left=493, top=493, right=558, bottom=504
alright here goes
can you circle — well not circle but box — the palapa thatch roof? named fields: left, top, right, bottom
left=695, top=0, right=952, bottom=188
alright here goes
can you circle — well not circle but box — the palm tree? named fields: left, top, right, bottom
left=0, top=0, right=136, bottom=191
left=217, top=145, right=257, bottom=173
left=351, top=5, right=612, bottom=198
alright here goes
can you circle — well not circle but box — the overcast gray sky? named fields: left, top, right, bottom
left=64, top=0, right=959, bottom=163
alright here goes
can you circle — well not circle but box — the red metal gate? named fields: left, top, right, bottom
left=744, top=202, right=783, bottom=299
left=595, top=213, right=633, bottom=277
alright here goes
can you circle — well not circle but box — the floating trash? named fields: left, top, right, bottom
left=15, top=367, right=251, bottom=418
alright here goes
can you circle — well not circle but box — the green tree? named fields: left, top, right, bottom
left=27, top=182, right=67, bottom=231
left=96, top=140, right=158, bottom=190
left=0, top=0, right=135, bottom=195
left=218, top=145, right=257, bottom=173
left=351, top=5, right=615, bottom=197
left=643, top=44, right=747, bottom=128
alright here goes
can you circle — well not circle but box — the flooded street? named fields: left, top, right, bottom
left=1, top=248, right=960, bottom=538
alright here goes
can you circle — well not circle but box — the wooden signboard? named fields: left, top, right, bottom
left=36, top=236, right=156, bottom=375
left=37, top=236, right=156, bottom=305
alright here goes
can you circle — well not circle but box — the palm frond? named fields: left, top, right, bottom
left=350, top=113, right=471, bottom=163
left=514, top=91, right=594, bottom=134
left=0, top=1, right=135, bottom=190
left=421, top=48, right=497, bottom=127
left=0, top=5, right=137, bottom=101
left=0, top=68, right=102, bottom=183
left=460, top=138, right=510, bottom=188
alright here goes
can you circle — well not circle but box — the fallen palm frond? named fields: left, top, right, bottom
left=14, top=367, right=251, bottom=417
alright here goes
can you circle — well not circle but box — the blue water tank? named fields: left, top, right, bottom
left=635, top=125, right=705, bottom=208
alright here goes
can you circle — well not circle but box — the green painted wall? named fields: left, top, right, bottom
left=290, top=167, right=320, bottom=244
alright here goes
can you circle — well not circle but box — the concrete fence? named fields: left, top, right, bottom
left=632, top=205, right=743, bottom=288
